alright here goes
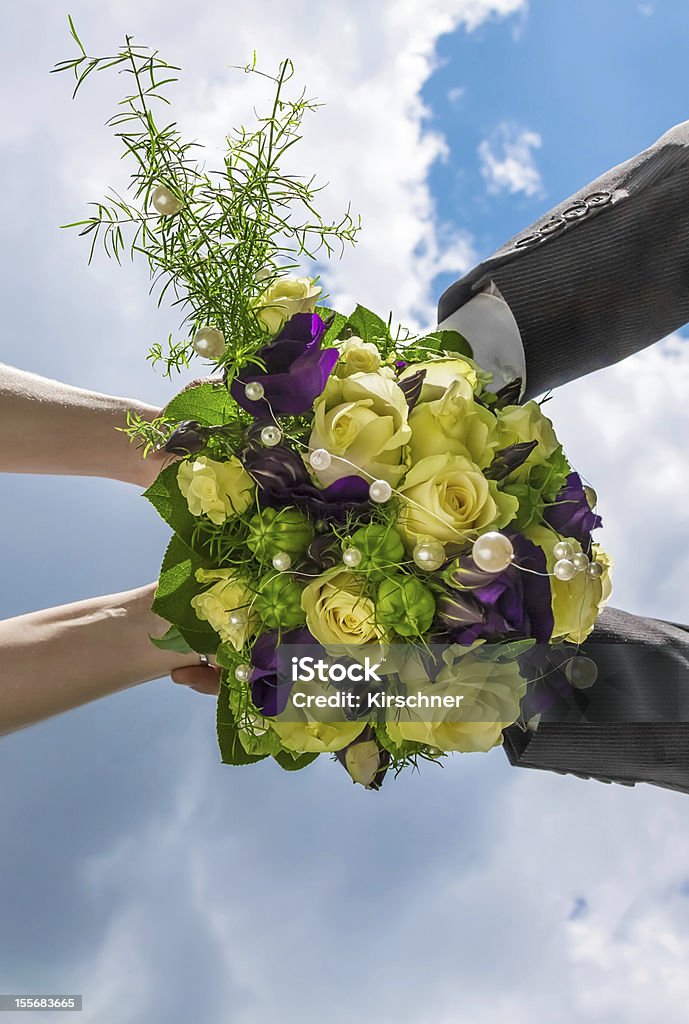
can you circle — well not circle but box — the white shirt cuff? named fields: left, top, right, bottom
left=436, top=281, right=526, bottom=398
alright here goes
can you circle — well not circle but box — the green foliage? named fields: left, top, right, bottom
left=471, top=638, right=536, bottom=663
left=153, top=534, right=217, bottom=653
left=317, top=306, right=348, bottom=345
left=376, top=575, right=436, bottom=637
left=217, top=675, right=268, bottom=766
left=349, top=523, right=405, bottom=579
left=503, top=446, right=571, bottom=530
left=401, top=329, right=474, bottom=364
left=144, top=462, right=199, bottom=548
left=274, top=749, right=319, bottom=772
left=346, top=305, right=392, bottom=347
left=149, top=623, right=194, bottom=654
left=120, top=409, right=171, bottom=457
left=254, top=573, right=306, bottom=629
left=163, top=381, right=242, bottom=427
left=53, top=23, right=360, bottom=376
left=247, top=506, right=314, bottom=563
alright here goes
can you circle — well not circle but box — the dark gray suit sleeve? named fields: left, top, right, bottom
left=438, top=124, right=689, bottom=792
left=504, top=608, right=689, bottom=794
left=438, top=121, right=689, bottom=399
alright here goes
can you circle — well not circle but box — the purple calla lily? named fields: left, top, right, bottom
left=438, top=533, right=554, bottom=645
left=242, top=444, right=371, bottom=522
left=249, top=627, right=318, bottom=717
left=231, top=313, right=339, bottom=416
left=544, top=472, right=602, bottom=547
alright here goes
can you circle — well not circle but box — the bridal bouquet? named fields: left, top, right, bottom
left=56, top=25, right=611, bottom=788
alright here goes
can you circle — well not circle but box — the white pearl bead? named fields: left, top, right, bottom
left=244, top=381, right=265, bottom=402
left=272, top=551, right=292, bottom=572
left=234, top=663, right=251, bottom=682
left=369, top=479, right=392, bottom=503
left=572, top=551, right=590, bottom=572
left=471, top=532, right=514, bottom=574
left=564, top=656, right=598, bottom=689
left=228, top=610, right=247, bottom=628
left=151, top=184, right=183, bottom=215
left=342, top=546, right=362, bottom=568
left=587, top=561, right=604, bottom=579
left=413, top=540, right=445, bottom=571
left=584, top=485, right=598, bottom=509
left=260, top=425, right=282, bottom=447
left=554, top=558, right=577, bottom=581
left=309, top=448, right=332, bottom=471
left=192, top=326, right=226, bottom=359
left=553, top=540, right=575, bottom=561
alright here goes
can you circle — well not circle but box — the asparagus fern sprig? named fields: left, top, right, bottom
left=53, top=18, right=360, bottom=376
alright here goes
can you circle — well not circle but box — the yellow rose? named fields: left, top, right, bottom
left=191, top=568, right=256, bottom=649
left=399, top=356, right=488, bottom=402
left=496, top=402, right=560, bottom=480
left=408, top=380, right=500, bottom=469
left=177, top=456, right=255, bottom=526
left=386, top=644, right=526, bottom=753
left=301, top=569, right=382, bottom=646
left=335, top=336, right=392, bottom=378
left=253, top=275, right=321, bottom=334
left=397, top=453, right=518, bottom=551
left=525, top=525, right=613, bottom=642
left=308, top=372, right=411, bottom=487
left=269, top=681, right=366, bottom=753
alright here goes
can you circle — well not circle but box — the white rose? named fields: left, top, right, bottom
left=335, top=336, right=392, bottom=378
left=253, top=276, right=321, bottom=334
left=177, top=456, right=255, bottom=525
left=399, top=356, right=489, bottom=402
left=308, top=372, right=411, bottom=487
left=408, top=380, right=500, bottom=469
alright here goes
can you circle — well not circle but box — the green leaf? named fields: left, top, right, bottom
left=164, top=381, right=238, bottom=427
left=217, top=679, right=267, bottom=765
left=274, top=749, right=319, bottom=772
left=473, top=639, right=536, bottom=663
left=215, top=642, right=240, bottom=670
left=417, top=329, right=473, bottom=359
left=144, top=463, right=199, bottom=548
left=152, top=534, right=218, bottom=654
left=346, top=305, right=391, bottom=346
left=149, top=624, right=194, bottom=654
left=316, top=305, right=348, bottom=346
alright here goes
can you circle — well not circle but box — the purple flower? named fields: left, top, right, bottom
left=242, top=444, right=371, bottom=523
left=438, top=533, right=554, bottom=645
left=544, top=472, right=602, bottom=547
left=231, top=313, right=339, bottom=416
left=249, top=627, right=318, bottom=717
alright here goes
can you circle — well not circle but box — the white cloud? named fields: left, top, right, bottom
left=478, top=121, right=544, bottom=197
left=543, top=332, right=689, bottom=622
left=8, top=5, right=689, bottom=1024
left=448, top=85, right=467, bottom=104
left=1, top=0, right=526, bottom=354
left=638, top=2, right=655, bottom=15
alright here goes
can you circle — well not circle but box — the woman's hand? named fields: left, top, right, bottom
left=0, top=582, right=216, bottom=736
left=171, top=664, right=221, bottom=695
left=0, top=363, right=167, bottom=487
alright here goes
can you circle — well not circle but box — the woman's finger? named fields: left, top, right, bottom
left=170, top=665, right=221, bottom=695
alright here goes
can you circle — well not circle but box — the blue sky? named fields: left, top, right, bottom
left=3, top=2, right=689, bottom=1022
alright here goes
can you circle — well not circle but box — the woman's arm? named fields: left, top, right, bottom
left=0, top=583, right=214, bottom=735
left=0, top=363, right=163, bottom=487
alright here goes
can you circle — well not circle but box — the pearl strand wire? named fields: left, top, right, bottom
left=222, top=378, right=600, bottom=697
left=236, top=378, right=599, bottom=586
